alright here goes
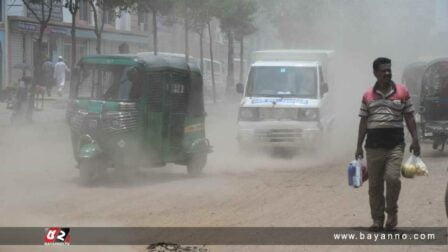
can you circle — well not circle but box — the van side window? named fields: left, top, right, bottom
left=319, top=66, right=325, bottom=85
left=319, top=66, right=327, bottom=95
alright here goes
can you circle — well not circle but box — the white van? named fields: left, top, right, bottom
left=236, top=50, right=335, bottom=151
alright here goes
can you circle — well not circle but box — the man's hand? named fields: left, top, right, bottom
left=410, top=139, right=421, bottom=156
left=355, top=147, right=364, bottom=159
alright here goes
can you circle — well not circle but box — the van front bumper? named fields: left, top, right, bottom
left=237, top=120, right=322, bottom=148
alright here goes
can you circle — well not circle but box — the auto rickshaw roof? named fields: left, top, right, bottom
left=80, top=54, right=140, bottom=66
left=426, top=58, right=448, bottom=68
left=137, top=52, right=201, bottom=73
left=80, top=54, right=201, bottom=73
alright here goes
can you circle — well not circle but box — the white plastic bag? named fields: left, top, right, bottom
left=401, top=154, right=429, bottom=178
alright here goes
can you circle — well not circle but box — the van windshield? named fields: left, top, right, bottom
left=246, top=66, right=317, bottom=98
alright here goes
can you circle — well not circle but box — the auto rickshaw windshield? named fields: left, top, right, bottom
left=77, top=64, right=141, bottom=100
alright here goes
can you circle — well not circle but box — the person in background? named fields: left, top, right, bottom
left=41, top=57, right=54, bottom=96
left=54, top=56, right=70, bottom=97
left=355, top=57, right=420, bottom=232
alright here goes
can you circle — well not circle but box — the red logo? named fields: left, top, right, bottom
left=44, top=227, right=71, bottom=245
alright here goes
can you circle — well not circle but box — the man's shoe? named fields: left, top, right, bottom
left=369, top=220, right=384, bottom=232
left=385, top=215, right=397, bottom=231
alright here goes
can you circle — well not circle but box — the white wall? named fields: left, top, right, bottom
left=115, top=11, right=131, bottom=31
left=7, top=0, right=25, bottom=16
left=62, top=7, right=71, bottom=23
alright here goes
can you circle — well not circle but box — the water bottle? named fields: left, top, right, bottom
left=347, top=161, right=355, bottom=186
left=353, top=158, right=362, bottom=188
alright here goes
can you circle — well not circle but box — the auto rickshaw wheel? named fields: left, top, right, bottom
left=187, top=154, right=207, bottom=176
left=79, top=159, right=99, bottom=186
left=445, top=182, right=448, bottom=218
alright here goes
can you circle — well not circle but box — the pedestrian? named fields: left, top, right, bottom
left=11, top=76, right=32, bottom=123
left=54, top=56, right=70, bottom=97
left=355, top=57, right=420, bottom=232
left=42, top=57, right=54, bottom=96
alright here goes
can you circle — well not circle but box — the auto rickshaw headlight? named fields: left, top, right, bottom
left=80, top=134, right=94, bottom=145
left=87, top=119, right=98, bottom=129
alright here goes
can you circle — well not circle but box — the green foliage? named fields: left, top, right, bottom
left=120, top=0, right=174, bottom=14
left=186, top=0, right=212, bottom=34
left=212, top=0, right=257, bottom=35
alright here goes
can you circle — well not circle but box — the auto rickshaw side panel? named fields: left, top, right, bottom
left=144, top=71, right=166, bottom=164
left=420, top=60, right=448, bottom=122
left=182, top=68, right=210, bottom=156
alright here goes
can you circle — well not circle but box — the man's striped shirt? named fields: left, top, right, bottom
left=359, top=82, right=414, bottom=148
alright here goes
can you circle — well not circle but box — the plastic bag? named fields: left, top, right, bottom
left=401, top=154, right=429, bottom=178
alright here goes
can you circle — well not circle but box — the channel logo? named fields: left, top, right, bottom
left=44, top=227, right=71, bottom=245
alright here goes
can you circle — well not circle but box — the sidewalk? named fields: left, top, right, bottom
left=0, top=94, right=68, bottom=128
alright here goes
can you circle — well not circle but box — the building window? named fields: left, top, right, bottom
left=138, top=10, right=149, bottom=32
left=79, top=0, right=88, bottom=21
left=104, top=9, right=115, bottom=26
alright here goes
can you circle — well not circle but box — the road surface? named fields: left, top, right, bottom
left=0, top=99, right=446, bottom=252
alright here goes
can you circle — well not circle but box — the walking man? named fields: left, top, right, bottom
left=54, top=56, right=70, bottom=96
left=42, top=57, right=54, bottom=96
left=355, top=57, right=420, bottom=231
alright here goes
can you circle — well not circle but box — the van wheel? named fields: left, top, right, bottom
left=79, top=159, right=98, bottom=186
left=187, top=154, right=207, bottom=176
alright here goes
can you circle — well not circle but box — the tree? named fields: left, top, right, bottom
left=187, top=0, right=210, bottom=71
left=64, top=0, right=80, bottom=69
left=22, top=0, right=62, bottom=121
left=87, top=0, right=108, bottom=54
left=213, top=0, right=257, bottom=94
left=128, top=0, right=173, bottom=55
left=234, top=21, right=256, bottom=83
left=185, top=0, right=217, bottom=102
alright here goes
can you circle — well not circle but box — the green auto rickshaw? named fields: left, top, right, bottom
left=67, top=54, right=211, bottom=185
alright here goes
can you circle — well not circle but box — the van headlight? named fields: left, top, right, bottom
left=239, top=107, right=259, bottom=121
left=298, top=109, right=319, bottom=121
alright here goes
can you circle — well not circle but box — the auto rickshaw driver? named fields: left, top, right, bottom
left=103, top=66, right=140, bottom=100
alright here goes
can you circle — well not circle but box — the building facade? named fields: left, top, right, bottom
left=2, top=0, right=152, bottom=88
left=0, top=0, right=234, bottom=95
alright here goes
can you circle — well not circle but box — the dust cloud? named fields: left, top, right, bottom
left=245, top=0, right=448, bottom=162
left=205, top=0, right=448, bottom=174
left=0, top=2, right=447, bottom=248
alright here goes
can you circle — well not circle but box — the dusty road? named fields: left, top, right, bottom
left=0, top=99, right=446, bottom=252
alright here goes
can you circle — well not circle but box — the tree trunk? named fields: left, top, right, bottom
left=226, top=31, right=234, bottom=94
left=199, top=29, right=204, bottom=73
left=71, top=11, right=77, bottom=68
left=27, top=24, right=46, bottom=121
left=239, top=36, right=244, bottom=83
left=208, top=22, right=216, bottom=104
left=96, top=34, right=101, bottom=54
left=184, top=15, right=189, bottom=63
left=70, top=6, right=78, bottom=98
left=152, top=10, right=157, bottom=55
